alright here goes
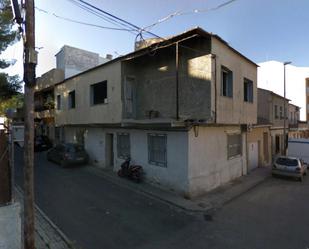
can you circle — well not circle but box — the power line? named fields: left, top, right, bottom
left=35, top=6, right=135, bottom=31
left=67, top=0, right=138, bottom=34
left=142, top=0, right=238, bottom=32
left=70, top=0, right=161, bottom=38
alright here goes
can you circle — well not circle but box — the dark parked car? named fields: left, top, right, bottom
left=47, top=143, right=89, bottom=167
left=34, top=135, right=53, bottom=152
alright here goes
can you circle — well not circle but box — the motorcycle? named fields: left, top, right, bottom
left=117, top=157, right=144, bottom=183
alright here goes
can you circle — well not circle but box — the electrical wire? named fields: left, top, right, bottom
left=35, top=6, right=135, bottom=31
left=142, top=0, right=238, bottom=32
left=69, top=0, right=161, bottom=38
left=67, top=0, right=140, bottom=36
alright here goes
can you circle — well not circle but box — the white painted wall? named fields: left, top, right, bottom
left=113, top=129, right=189, bottom=194
left=187, top=126, right=247, bottom=197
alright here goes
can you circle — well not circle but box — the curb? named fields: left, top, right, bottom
left=87, top=166, right=271, bottom=214
left=15, top=186, right=76, bottom=248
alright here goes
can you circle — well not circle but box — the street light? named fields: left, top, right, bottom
left=283, top=61, right=291, bottom=155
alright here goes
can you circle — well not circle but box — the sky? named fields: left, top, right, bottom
left=2, top=0, right=309, bottom=77
left=2, top=0, right=309, bottom=113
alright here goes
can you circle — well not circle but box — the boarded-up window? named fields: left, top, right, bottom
left=117, top=133, right=130, bottom=158
left=227, top=133, right=242, bottom=159
left=148, top=134, right=167, bottom=167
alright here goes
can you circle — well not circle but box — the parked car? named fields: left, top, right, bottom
left=272, top=156, right=307, bottom=181
left=34, top=135, right=52, bottom=152
left=47, top=143, right=89, bottom=167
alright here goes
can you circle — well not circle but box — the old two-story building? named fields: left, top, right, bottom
left=257, top=88, right=291, bottom=158
left=34, top=45, right=112, bottom=143
left=54, top=27, right=257, bottom=197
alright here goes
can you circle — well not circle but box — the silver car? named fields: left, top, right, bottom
left=272, top=156, right=307, bottom=181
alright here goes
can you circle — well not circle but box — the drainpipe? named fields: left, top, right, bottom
left=212, top=54, right=217, bottom=123
left=175, top=42, right=179, bottom=120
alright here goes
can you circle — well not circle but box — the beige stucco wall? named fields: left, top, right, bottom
left=187, top=126, right=247, bottom=197
left=211, top=37, right=257, bottom=125
left=35, top=69, right=64, bottom=91
left=247, top=126, right=271, bottom=167
left=272, top=95, right=288, bottom=128
left=55, top=62, right=122, bottom=125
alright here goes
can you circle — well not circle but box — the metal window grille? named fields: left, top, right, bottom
left=117, top=133, right=130, bottom=158
left=227, top=134, right=242, bottom=159
left=148, top=134, right=167, bottom=167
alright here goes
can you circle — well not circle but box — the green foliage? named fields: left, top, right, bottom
left=0, top=0, right=22, bottom=100
left=0, top=93, right=23, bottom=116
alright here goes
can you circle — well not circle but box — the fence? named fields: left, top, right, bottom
left=0, top=130, right=11, bottom=205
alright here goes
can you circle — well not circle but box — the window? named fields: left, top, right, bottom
left=90, top=81, right=107, bottom=105
left=244, top=78, right=253, bottom=103
left=56, top=95, right=61, bottom=110
left=68, top=90, right=75, bottom=109
left=148, top=134, right=167, bottom=167
left=227, top=134, right=242, bottom=159
left=280, top=106, right=283, bottom=119
left=117, top=133, right=130, bottom=158
left=221, top=66, right=233, bottom=97
left=274, top=105, right=278, bottom=119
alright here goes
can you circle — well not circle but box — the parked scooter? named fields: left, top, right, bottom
left=117, top=157, right=144, bottom=182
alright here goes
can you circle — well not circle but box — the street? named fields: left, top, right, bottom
left=15, top=147, right=309, bottom=249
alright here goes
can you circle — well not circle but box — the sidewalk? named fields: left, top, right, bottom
left=86, top=166, right=271, bottom=214
left=15, top=188, right=75, bottom=249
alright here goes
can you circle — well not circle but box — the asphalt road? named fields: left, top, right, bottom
left=15, top=147, right=309, bottom=249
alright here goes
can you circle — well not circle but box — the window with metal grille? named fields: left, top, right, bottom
left=227, top=133, right=242, bottom=159
left=117, top=133, right=130, bottom=159
left=244, top=78, right=253, bottom=102
left=221, top=66, right=233, bottom=97
left=148, top=134, right=167, bottom=167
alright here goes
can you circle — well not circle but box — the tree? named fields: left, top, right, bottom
left=0, top=0, right=21, bottom=101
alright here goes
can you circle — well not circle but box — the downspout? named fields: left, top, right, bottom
left=212, top=54, right=217, bottom=123
left=175, top=42, right=179, bottom=120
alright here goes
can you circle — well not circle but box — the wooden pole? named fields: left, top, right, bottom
left=23, top=0, right=36, bottom=248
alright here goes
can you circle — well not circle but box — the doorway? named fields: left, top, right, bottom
left=105, top=133, right=114, bottom=168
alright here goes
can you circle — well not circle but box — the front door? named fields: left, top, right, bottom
left=105, top=134, right=114, bottom=168
left=248, top=142, right=259, bottom=172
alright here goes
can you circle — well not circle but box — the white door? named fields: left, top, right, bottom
left=248, top=142, right=259, bottom=171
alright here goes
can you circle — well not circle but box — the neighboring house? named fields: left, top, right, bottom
left=305, top=78, right=309, bottom=122
left=54, top=27, right=257, bottom=197
left=246, top=123, right=272, bottom=170
left=258, top=60, right=309, bottom=121
left=34, top=46, right=112, bottom=143
left=257, top=88, right=290, bottom=158
left=35, top=69, right=64, bottom=143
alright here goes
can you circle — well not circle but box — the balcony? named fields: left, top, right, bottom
left=34, top=109, right=55, bottom=119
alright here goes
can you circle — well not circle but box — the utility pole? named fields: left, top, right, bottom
left=283, top=61, right=291, bottom=156
left=23, top=0, right=36, bottom=248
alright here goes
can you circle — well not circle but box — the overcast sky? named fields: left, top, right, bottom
left=2, top=0, right=309, bottom=78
